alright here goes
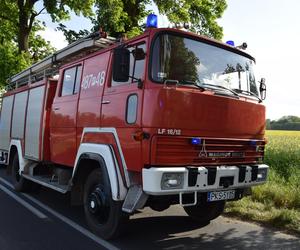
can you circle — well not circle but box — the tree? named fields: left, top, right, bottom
left=92, top=0, right=151, bottom=38
left=0, top=0, right=227, bottom=86
left=0, top=0, right=94, bottom=86
left=0, top=2, right=55, bottom=86
left=62, top=0, right=227, bottom=43
left=267, top=116, right=300, bottom=131
left=28, top=21, right=56, bottom=61
left=0, top=2, right=30, bottom=86
left=154, top=0, right=227, bottom=40
left=57, top=23, right=90, bottom=44
left=266, top=119, right=271, bottom=130
left=0, top=0, right=95, bottom=53
left=0, top=42, right=30, bottom=86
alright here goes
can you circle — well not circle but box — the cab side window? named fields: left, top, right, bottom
left=61, top=65, right=82, bottom=96
left=112, top=43, right=146, bottom=86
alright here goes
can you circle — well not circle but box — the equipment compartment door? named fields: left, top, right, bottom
left=50, top=64, right=82, bottom=167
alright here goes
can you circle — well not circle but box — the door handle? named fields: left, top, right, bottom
left=101, top=100, right=111, bottom=104
left=54, top=107, right=60, bottom=111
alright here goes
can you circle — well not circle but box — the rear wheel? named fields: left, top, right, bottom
left=11, top=153, right=33, bottom=192
left=184, top=200, right=225, bottom=223
left=84, top=168, right=127, bottom=240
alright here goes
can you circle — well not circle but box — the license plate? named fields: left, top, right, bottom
left=207, top=190, right=236, bottom=202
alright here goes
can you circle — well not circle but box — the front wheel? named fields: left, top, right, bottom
left=84, top=168, right=128, bottom=240
left=184, top=200, right=225, bottom=223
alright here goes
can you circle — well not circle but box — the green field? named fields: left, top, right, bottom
left=225, top=130, right=300, bottom=234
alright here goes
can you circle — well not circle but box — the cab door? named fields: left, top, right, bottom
left=101, top=40, right=147, bottom=172
left=50, top=63, right=82, bottom=167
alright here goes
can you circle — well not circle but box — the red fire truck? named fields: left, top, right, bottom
left=0, top=17, right=268, bottom=239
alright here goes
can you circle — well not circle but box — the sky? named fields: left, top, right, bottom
left=37, top=0, right=300, bottom=120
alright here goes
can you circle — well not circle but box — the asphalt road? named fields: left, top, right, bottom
left=0, top=166, right=299, bottom=250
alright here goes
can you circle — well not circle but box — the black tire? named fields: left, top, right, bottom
left=184, top=200, right=225, bottom=223
left=11, top=153, right=33, bottom=192
left=84, top=168, right=128, bottom=240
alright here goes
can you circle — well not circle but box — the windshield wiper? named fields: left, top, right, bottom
left=200, top=83, right=240, bottom=97
left=178, top=80, right=206, bottom=91
left=233, top=89, right=262, bottom=102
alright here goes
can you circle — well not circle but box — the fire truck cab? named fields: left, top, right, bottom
left=0, top=23, right=268, bottom=239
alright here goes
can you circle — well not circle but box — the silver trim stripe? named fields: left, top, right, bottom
left=80, top=127, right=130, bottom=186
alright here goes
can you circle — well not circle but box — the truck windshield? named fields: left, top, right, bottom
left=151, top=33, right=259, bottom=96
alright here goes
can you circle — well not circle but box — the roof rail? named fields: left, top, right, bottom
left=6, top=32, right=116, bottom=91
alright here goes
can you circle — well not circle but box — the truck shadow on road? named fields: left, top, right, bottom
left=114, top=216, right=300, bottom=250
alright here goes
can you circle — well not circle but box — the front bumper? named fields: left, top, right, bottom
left=142, top=164, right=269, bottom=195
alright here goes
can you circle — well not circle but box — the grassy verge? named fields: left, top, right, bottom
left=224, top=130, right=300, bottom=235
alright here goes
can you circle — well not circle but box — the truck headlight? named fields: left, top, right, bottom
left=257, top=168, right=268, bottom=182
left=161, top=173, right=184, bottom=190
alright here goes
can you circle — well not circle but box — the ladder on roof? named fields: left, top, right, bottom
left=7, top=32, right=117, bottom=90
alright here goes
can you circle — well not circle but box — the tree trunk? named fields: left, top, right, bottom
left=18, top=26, right=29, bottom=52
left=17, top=0, right=33, bottom=53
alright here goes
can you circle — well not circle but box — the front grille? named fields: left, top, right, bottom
left=151, top=136, right=265, bottom=166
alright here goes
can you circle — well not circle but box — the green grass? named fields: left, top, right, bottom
left=224, top=130, right=300, bottom=235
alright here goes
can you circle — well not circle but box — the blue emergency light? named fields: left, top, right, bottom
left=146, top=14, right=158, bottom=28
left=226, top=40, right=235, bottom=46
left=191, top=138, right=201, bottom=145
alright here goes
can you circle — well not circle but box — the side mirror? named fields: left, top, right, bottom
left=132, top=48, right=145, bottom=60
left=259, top=78, right=266, bottom=100
left=112, top=47, right=130, bottom=82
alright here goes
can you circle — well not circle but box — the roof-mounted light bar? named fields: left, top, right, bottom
left=146, top=14, right=158, bottom=28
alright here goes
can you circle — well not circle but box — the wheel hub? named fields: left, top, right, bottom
left=87, top=186, right=109, bottom=217
left=90, top=200, right=96, bottom=209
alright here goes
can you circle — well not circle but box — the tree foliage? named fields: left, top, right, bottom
left=0, top=0, right=95, bottom=86
left=267, top=116, right=300, bottom=131
left=63, top=0, right=227, bottom=43
left=92, top=0, right=151, bottom=38
left=0, top=0, right=228, bottom=86
left=57, top=23, right=90, bottom=44
left=0, top=43, right=30, bottom=86
left=154, top=0, right=227, bottom=40
left=0, top=0, right=95, bottom=53
left=0, top=7, right=55, bottom=86
left=92, top=0, right=226, bottom=39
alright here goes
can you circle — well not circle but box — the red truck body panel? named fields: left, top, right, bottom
left=142, top=86, right=265, bottom=137
left=1, top=27, right=266, bottom=174
left=0, top=27, right=270, bottom=239
left=47, top=28, right=263, bottom=171
left=50, top=90, right=79, bottom=166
